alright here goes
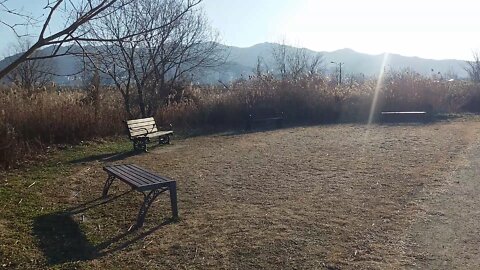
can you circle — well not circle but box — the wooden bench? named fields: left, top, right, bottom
left=380, top=111, right=431, bottom=123
left=245, top=112, right=284, bottom=131
left=126, top=117, right=173, bottom=152
left=103, top=164, right=178, bottom=228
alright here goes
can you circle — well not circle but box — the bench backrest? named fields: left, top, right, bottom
left=126, top=117, right=158, bottom=138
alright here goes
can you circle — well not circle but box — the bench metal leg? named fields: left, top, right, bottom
left=276, top=118, right=283, bottom=128
left=158, top=135, right=170, bottom=145
left=169, top=182, right=178, bottom=219
left=136, top=188, right=167, bottom=228
left=133, top=138, right=148, bottom=152
left=102, top=174, right=116, bottom=198
left=245, top=114, right=252, bottom=131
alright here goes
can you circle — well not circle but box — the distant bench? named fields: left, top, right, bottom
left=126, top=117, right=173, bottom=152
left=380, top=111, right=431, bottom=123
left=103, top=164, right=178, bottom=228
left=245, top=112, right=284, bottom=131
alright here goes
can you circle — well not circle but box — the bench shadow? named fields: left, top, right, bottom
left=216, top=123, right=295, bottom=138
left=96, top=219, right=174, bottom=256
left=70, top=142, right=175, bottom=164
left=378, top=121, right=436, bottom=126
left=377, top=117, right=438, bottom=126
left=69, top=151, right=137, bottom=164
left=33, top=192, right=174, bottom=266
left=33, top=213, right=98, bottom=265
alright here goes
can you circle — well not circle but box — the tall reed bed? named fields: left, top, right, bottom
left=1, top=70, right=480, bottom=168
left=159, top=71, right=480, bottom=128
left=0, top=87, right=126, bottom=168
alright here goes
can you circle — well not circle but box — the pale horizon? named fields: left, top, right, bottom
left=203, top=0, right=480, bottom=61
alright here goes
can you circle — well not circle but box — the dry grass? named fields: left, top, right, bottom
left=0, top=87, right=126, bottom=168
left=1, top=116, right=479, bottom=269
left=158, top=72, right=480, bottom=128
left=2, top=71, right=480, bottom=168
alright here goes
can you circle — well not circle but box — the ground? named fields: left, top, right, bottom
left=1, top=116, right=480, bottom=269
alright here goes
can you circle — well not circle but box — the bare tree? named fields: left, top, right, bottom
left=272, top=41, right=324, bottom=81
left=465, top=51, right=480, bottom=83
left=0, top=0, right=202, bottom=80
left=444, top=67, right=459, bottom=81
left=287, top=48, right=308, bottom=80
left=84, top=0, right=221, bottom=117
left=5, top=39, right=55, bottom=93
left=308, top=53, right=324, bottom=76
left=255, top=56, right=264, bottom=77
left=272, top=40, right=288, bottom=80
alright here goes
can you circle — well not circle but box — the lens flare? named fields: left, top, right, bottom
left=368, top=53, right=390, bottom=125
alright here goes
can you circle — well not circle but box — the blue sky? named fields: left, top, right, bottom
left=1, top=0, right=479, bottom=60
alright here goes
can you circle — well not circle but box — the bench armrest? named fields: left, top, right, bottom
left=158, top=123, right=173, bottom=131
left=127, top=127, right=153, bottom=138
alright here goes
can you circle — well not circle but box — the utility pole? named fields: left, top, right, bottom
left=331, top=61, right=345, bottom=85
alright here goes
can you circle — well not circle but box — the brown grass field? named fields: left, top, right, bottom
left=2, top=116, right=480, bottom=269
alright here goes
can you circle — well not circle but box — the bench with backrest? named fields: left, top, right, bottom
left=126, top=117, right=173, bottom=152
left=103, top=164, right=178, bottom=228
left=245, top=112, right=284, bottom=131
left=380, top=111, right=431, bottom=123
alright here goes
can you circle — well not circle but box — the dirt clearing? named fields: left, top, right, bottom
left=2, top=118, right=480, bottom=269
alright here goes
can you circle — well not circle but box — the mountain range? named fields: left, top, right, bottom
left=0, top=42, right=469, bottom=85
left=213, top=43, right=468, bottom=82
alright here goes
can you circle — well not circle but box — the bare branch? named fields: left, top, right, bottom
left=81, top=0, right=220, bottom=117
left=465, top=51, right=480, bottom=83
left=0, top=0, right=208, bottom=80
left=39, top=0, right=64, bottom=39
left=5, top=38, right=56, bottom=93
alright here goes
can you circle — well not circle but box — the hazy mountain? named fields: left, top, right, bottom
left=221, top=43, right=468, bottom=79
left=0, top=45, right=85, bottom=85
left=0, top=42, right=469, bottom=85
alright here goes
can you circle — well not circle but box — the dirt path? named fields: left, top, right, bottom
left=409, top=124, right=480, bottom=269
left=6, top=119, right=480, bottom=269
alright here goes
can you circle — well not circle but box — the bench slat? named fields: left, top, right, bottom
left=130, top=128, right=158, bottom=137
left=104, top=164, right=173, bottom=192
left=123, top=165, right=173, bottom=191
left=105, top=166, right=149, bottom=187
left=118, top=165, right=166, bottom=186
left=126, top=117, right=155, bottom=125
left=146, top=131, right=173, bottom=138
left=128, top=164, right=175, bottom=183
left=130, top=130, right=173, bottom=138
left=123, top=165, right=171, bottom=184
left=128, top=121, right=156, bottom=129
left=112, top=165, right=157, bottom=186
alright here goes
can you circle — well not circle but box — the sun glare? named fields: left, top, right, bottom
left=368, top=53, right=390, bottom=125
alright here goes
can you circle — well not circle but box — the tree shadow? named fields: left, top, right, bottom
left=33, top=192, right=175, bottom=266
